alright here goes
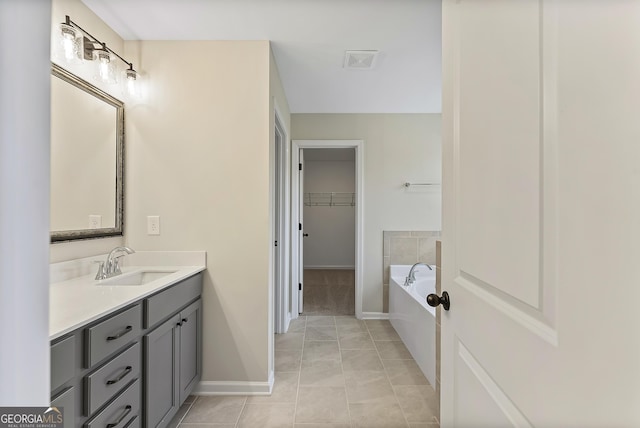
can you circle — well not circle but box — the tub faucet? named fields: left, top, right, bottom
left=404, top=262, right=432, bottom=286
left=95, top=246, right=135, bottom=280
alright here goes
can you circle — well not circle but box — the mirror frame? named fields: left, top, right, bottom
left=50, top=63, right=125, bottom=242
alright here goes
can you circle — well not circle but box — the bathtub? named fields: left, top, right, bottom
left=389, top=265, right=436, bottom=386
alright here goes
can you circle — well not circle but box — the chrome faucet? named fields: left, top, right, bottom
left=404, top=262, right=432, bottom=286
left=95, top=246, right=135, bottom=280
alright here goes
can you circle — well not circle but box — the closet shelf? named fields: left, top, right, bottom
left=304, top=192, right=356, bottom=207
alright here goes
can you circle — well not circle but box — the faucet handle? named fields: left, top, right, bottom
left=93, top=261, right=106, bottom=280
left=112, top=255, right=126, bottom=274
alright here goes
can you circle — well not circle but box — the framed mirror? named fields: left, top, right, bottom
left=50, top=63, right=124, bottom=242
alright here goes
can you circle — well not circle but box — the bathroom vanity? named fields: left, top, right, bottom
left=49, top=254, right=205, bottom=428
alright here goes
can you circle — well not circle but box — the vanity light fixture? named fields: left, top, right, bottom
left=59, top=15, right=140, bottom=97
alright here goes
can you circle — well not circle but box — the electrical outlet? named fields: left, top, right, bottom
left=89, top=215, right=102, bottom=229
left=147, top=215, right=160, bottom=235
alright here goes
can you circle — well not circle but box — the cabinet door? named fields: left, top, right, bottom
left=144, top=314, right=180, bottom=428
left=51, top=335, right=75, bottom=393
left=51, top=387, right=74, bottom=428
left=178, top=299, right=201, bottom=403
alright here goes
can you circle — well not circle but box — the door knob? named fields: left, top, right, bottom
left=427, top=291, right=450, bottom=311
left=303, top=233, right=309, bottom=237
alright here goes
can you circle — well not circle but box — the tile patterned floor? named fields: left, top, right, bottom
left=302, top=270, right=355, bottom=316
left=171, top=316, right=439, bottom=428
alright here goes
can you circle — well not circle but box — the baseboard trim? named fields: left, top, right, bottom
left=193, top=372, right=274, bottom=396
left=303, top=265, right=355, bottom=270
left=361, top=312, right=389, bottom=320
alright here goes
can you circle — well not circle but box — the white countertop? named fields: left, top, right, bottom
left=49, top=251, right=206, bottom=340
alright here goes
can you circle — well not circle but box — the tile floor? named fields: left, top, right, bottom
left=170, top=316, right=439, bottom=428
left=302, top=270, right=355, bottom=316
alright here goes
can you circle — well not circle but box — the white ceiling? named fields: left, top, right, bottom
left=82, top=0, right=442, bottom=114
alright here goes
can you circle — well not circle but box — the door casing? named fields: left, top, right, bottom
left=273, top=106, right=290, bottom=335
left=291, top=140, right=364, bottom=320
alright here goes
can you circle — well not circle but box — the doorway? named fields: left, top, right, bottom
left=301, top=148, right=356, bottom=315
left=273, top=109, right=290, bottom=334
left=291, top=140, right=364, bottom=320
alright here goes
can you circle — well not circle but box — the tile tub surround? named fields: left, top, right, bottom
left=382, top=231, right=441, bottom=312
left=49, top=251, right=206, bottom=339
left=173, top=316, right=439, bottom=427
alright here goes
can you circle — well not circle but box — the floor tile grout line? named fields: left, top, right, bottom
left=367, top=320, right=412, bottom=428
left=335, top=316, right=354, bottom=427
left=232, top=396, right=248, bottom=428
left=175, top=396, right=198, bottom=428
left=292, top=315, right=305, bottom=426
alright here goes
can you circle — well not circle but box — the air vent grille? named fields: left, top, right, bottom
left=344, top=50, right=379, bottom=69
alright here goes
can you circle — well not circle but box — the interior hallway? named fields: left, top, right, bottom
left=169, top=316, right=439, bottom=427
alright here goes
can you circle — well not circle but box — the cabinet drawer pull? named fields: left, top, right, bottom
left=106, top=405, right=132, bottom=428
left=107, top=326, right=132, bottom=341
left=182, top=318, right=188, bottom=324
left=106, top=366, right=133, bottom=385
left=122, top=416, right=138, bottom=428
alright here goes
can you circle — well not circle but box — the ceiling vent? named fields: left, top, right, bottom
left=343, top=50, right=379, bottom=69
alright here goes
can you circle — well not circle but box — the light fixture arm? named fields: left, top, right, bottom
left=64, top=15, right=135, bottom=72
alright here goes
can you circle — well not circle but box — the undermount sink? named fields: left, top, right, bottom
left=97, top=270, right=178, bottom=286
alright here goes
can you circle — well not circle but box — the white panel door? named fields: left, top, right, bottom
left=441, top=1, right=640, bottom=426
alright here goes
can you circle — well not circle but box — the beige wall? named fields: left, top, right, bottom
left=125, top=40, right=286, bottom=385
left=50, top=0, right=125, bottom=262
left=304, top=160, right=356, bottom=268
left=292, top=114, right=442, bottom=312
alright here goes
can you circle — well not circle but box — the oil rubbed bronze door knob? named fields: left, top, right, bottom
left=427, top=291, right=450, bottom=311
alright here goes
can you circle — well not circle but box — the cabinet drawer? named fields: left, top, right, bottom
left=145, top=274, right=202, bottom=328
left=51, top=387, right=74, bottom=428
left=85, top=343, right=141, bottom=415
left=85, top=379, right=140, bottom=428
left=51, top=335, right=76, bottom=392
left=86, top=305, right=142, bottom=368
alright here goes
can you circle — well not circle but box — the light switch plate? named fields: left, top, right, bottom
left=147, top=215, right=160, bottom=235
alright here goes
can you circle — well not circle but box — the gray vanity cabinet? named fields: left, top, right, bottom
left=145, top=299, right=202, bottom=428
left=50, top=272, right=203, bottom=428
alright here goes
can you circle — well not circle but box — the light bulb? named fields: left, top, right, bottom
left=99, top=56, right=110, bottom=81
left=59, top=23, right=81, bottom=63
left=93, top=48, right=118, bottom=84
left=122, top=68, right=141, bottom=98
